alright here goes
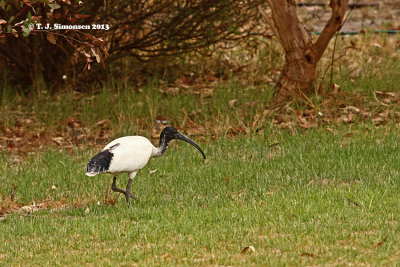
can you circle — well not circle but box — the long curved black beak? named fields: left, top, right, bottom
left=175, top=133, right=206, bottom=159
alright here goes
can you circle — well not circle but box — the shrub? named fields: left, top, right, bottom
left=0, top=0, right=266, bottom=92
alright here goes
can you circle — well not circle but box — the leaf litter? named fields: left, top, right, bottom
left=2, top=91, right=400, bottom=155
left=2, top=34, right=400, bottom=153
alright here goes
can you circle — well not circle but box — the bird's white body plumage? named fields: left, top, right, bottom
left=86, top=136, right=162, bottom=176
left=105, top=136, right=153, bottom=173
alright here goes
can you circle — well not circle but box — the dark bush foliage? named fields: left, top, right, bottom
left=0, top=0, right=266, bottom=92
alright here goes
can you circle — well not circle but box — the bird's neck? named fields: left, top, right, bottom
left=152, top=134, right=170, bottom=157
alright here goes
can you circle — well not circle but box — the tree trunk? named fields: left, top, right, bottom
left=276, top=47, right=317, bottom=103
left=259, top=0, right=349, bottom=104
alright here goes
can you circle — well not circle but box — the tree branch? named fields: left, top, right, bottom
left=313, top=0, right=349, bottom=61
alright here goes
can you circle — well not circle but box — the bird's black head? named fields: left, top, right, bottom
left=160, top=126, right=179, bottom=141
left=159, top=126, right=206, bottom=159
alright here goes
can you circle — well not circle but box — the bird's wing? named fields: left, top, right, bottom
left=85, top=146, right=117, bottom=176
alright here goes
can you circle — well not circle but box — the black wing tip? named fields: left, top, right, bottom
left=86, top=149, right=114, bottom=174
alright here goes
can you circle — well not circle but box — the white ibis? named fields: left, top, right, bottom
left=85, top=126, right=206, bottom=206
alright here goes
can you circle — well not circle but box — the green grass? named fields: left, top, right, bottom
left=2, top=32, right=400, bottom=266
left=2, top=125, right=400, bottom=265
left=0, top=78, right=274, bottom=140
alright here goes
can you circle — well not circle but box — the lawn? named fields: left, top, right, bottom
left=2, top=33, right=400, bottom=266
left=1, top=125, right=400, bottom=265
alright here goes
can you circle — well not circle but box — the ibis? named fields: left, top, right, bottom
left=85, top=126, right=206, bottom=206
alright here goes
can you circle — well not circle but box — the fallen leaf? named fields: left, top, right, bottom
left=18, top=202, right=44, bottom=214
left=241, top=246, right=255, bottom=253
left=228, top=99, right=238, bottom=107
left=371, top=43, right=382, bottom=48
left=161, top=87, right=180, bottom=95
left=178, top=75, right=190, bottom=85
left=96, top=119, right=110, bottom=127
left=206, top=74, right=219, bottom=81
left=342, top=106, right=360, bottom=114
left=375, top=237, right=387, bottom=247
left=67, top=117, right=82, bottom=128
left=374, top=91, right=398, bottom=106
left=372, top=110, right=390, bottom=125
left=174, top=78, right=190, bottom=89
left=228, top=125, right=247, bottom=136
left=301, top=252, right=316, bottom=258
left=201, top=88, right=214, bottom=98
left=298, top=116, right=317, bottom=129
left=339, top=113, right=356, bottom=123
left=52, top=136, right=64, bottom=145
left=186, top=120, right=206, bottom=136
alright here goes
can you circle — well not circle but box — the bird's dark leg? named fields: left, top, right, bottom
left=111, top=177, right=125, bottom=194
left=111, top=177, right=138, bottom=206
left=125, top=178, right=138, bottom=207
